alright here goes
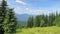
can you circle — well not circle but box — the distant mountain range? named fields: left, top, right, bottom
left=15, top=14, right=33, bottom=22
left=15, top=13, right=36, bottom=26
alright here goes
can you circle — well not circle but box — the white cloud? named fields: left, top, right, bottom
left=9, top=0, right=60, bottom=15
left=15, top=0, right=27, bottom=6
left=14, top=7, right=57, bottom=15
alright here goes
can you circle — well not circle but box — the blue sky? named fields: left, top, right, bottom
left=5, top=0, right=60, bottom=15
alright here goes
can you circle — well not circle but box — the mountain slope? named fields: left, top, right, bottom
left=15, top=14, right=32, bottom=22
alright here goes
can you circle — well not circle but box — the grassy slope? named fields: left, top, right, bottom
left=16, top=26, right=60, bottom=34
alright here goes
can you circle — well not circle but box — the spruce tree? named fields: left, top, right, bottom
left=26, top=16, right=33, bottom=28
left=53, top=12, right=60, bottom=26
left=0, top=0, right=7, bottom=34
left=48, top=13, right=55, bottom=26
left=39, top=15, right=45, bottom=27
left=43, top=15, right=48, bottom=27
left=34, top=15, right=41, bottom=27
left=3, top=9, right=17, bottom=34
left=0, top=0, right=17, bottom=34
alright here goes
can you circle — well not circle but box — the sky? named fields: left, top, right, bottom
left=2, top=0, right=60, bottom=15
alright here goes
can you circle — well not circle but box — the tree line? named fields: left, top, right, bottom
left=26, top=12, right=60, bottom=28
left=0, top=0, right=17, bottom=34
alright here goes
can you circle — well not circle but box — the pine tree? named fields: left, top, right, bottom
left=53, top=12, right=60, bottom=26
left=0, top=0, right=17, bottom=34
left=43, top=15, right=48, bottom=27
left=48, top=13, right=55, bottom=26
left=34, top=15, right=41, bottom=27
left=40, top=14, right=45, bottom=27
left=0, top=0, right=7, bottom=34
left=26, top=16, right=33, bottom=28
left=3, top=9, right=17, bottom=34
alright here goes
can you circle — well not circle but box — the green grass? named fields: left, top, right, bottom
left=16, top=26, right=60, bottom=34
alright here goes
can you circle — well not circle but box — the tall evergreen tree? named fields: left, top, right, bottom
left=34, top=15, right=41, bottom=27
left=54, top=12, right=60, bottom=26
left=0, top=0, right=7, bottom=34
left=48, top=13, right=55, bottom=26
left=26, top=16, right=33, bottom=28
left=40, top=15, right=45, bottom=27
left=34, top=15, right=46, bottom=27
left=0, top=0, right=17, bottom=34
left=43, top=15, right=48, bottom=27
left=3, top=9, right=17, bottom=34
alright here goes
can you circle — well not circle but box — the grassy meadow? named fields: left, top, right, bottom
left=16, top=26, right=60, bottom=34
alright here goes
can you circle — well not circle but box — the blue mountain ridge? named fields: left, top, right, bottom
left=15, top=14, right=33, bottom=22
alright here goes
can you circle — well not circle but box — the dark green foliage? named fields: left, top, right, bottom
left=53, top=13, right=60, bottom=26
left=43, top=15, right=48, bottom=27
left=34, top=15, right=45, bottom=27
left=48, top=13, right=55, bottom=26
left=0, top=0, right=17, bottom=34
left=54, top=16, right=60, bottom=26
left=4, top=9, right=17, bottom=34
left=26, top=16, right=34, bottom=28
left=27, top=12, right=60, bottom=28
left=34, top=15, right=41, bottom=27
left=0, top=0, right=7, bottom=34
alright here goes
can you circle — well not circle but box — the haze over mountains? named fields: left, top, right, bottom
left=15, top=13, right=33, bottom=22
